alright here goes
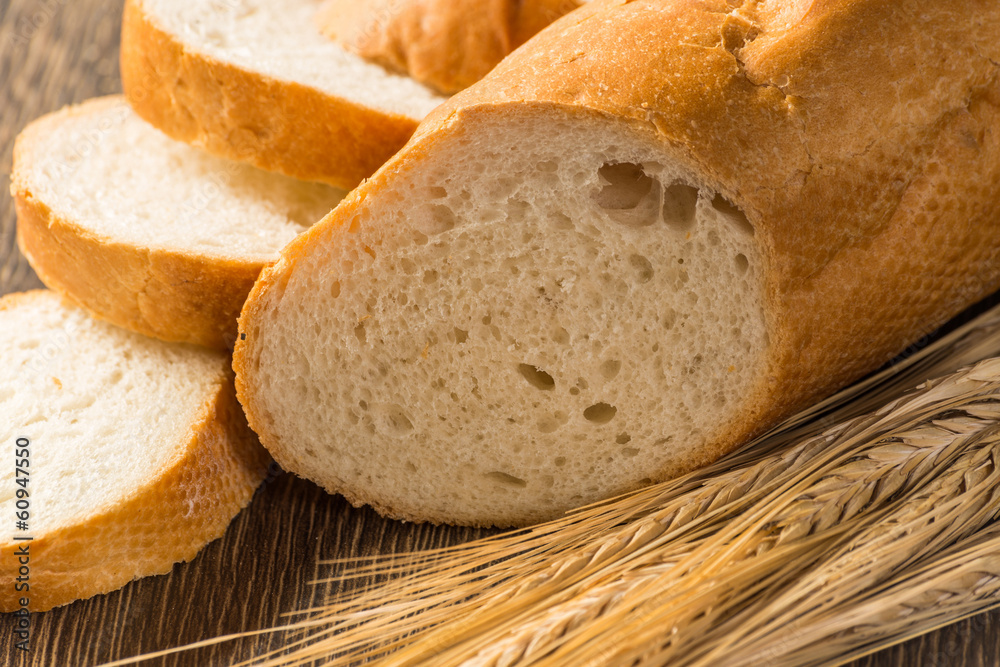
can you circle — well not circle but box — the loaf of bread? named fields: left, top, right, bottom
left=0, top=291, right=269, bottom=611
left=120, top=0, right=446, bottom=189
left=317, top=0, right=582, bottom=94
left=243, top=0, right=1000, bottom=527
left=12, top=97, right=344, bottom=350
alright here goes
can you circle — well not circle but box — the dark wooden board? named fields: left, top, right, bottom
left=1, top=0, right=998, bottom=664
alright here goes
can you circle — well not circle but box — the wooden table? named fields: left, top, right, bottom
left=1, top=0, right=999, bottom=664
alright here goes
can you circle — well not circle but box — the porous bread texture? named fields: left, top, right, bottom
left=0, top=291, right=269, bottom=611
left=13, top=96, right=344, bottom=349
left=121, top=0, right=447, bottom=188
left=238, top=110, right=768, bottom=527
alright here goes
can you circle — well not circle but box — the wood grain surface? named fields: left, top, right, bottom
left=1, top=1, right=999, bottom=665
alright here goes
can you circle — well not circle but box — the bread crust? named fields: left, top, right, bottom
left=236, top=0, right=1000, bottom=526
left=317, top=0, right=581, bottom=94
left=11, top=97, right=314, bottom=351
left=0, top=292, right=271, bottom=611
left=15, top=192, right=262, bottom=351
left=120, top=0, right=421, bottom=190
left=11, top=100, right=263, bottom=351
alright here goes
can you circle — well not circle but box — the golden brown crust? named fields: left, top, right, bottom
left=14, top=190, right=261, bottom=351
left=317, top=0, right=581, bottom=94
left=120, top=0, right=419, bottom=190
left=237, top=0, right=1000, bottom=525
left=0, top=309, right=271, bottom=611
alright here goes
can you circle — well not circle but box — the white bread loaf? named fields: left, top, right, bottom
left=235, top=0, right=1000, bottom=527
left=12, top=96, right=344, bottom=350
left=317, top=0, right=583, bottom=94
left=0, top=291, right=269, bottom=611
left=120, top=0, right=447, bottom=189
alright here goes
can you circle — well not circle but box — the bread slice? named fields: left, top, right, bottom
left=317, top=0, right=582, bottom=94
left=120, top=0, right=447, bottom=189
left=234, top=0, right=1000, bottom=527
left=0, top=291, right=269, bottom=611
left=12, top=96, right=345, bottom=350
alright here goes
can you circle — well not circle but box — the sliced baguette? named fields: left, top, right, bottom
left=12, top=96, right=344, bottom=350
left=318, top=0, right=583, bottom=94
left=235, top=0, right=1000, bottom=527
left=0, top=290, right=269, bottom=611
left=120, top=0, right=447, bottom=189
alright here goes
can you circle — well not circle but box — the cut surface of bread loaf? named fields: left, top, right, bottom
left=0, top=291, right=269, bottom=611
left=318, top=0, right=583, bottom=94
left=121, top=0, right=447, bottom=189
left=13, top=96, right=344, bottom=349
left=238, top=111, right=766, bottom=528
left=235, top=0, right=1000, bottom=527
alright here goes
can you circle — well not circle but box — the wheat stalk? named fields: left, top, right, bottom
left=744, top=526, right=1000, bottom=666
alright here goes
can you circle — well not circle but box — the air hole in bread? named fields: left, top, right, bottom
left=616, top=433, right=631, bottom=444
left=621, top=447, right=640, bottom=457
left=662, top=183, right=699, bottom=232
left=427, top=186, right=448, bottom=199
left=551, top=212, right=574, bottom=230
left=485, top=471, right=528, bottom=488
left=423, top=270, right=439, bottom=284
left=735, top=253, right=749, bottom=274
left=537, top=160, right=558, bottom=173
left=538, top=412, right=568, bottom=434
left=454, top=328, right=469, bottom=344
left=600, top=359, right=622, bottom=380
left=379, top=404, right=414, bottom=436
left=595, top=163, right=654, bottom=209
left=712, top=193, right=755, bottom=235
left=518, top=363, right=555, bottom=390
left=594, top=162, right=662, bottom=228
left=584, top=402, right=617, bottom=424
left=629, top=254, right=654, bottom=283
left=354, top=323, right=366, bottom=344
left=330, top=281, right=341, bottom=298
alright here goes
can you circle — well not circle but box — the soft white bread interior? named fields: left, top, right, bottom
left=237, top=111, right=767, bottom=527
left=121, top=0, right=447, bottom=189
left=235, top=0, right=1000, bottom=527
left=0, top=291, right=269, bottom=611
left=13, top=96, right=344, bottom=349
